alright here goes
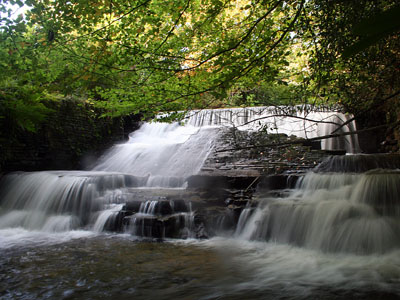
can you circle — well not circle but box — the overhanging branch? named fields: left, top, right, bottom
left=331, top=89, right=400, bottom=134
left=216, top=122, right=394, bottom=153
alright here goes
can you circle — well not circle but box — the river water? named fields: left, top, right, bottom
left=1, top=232, right=400, bottom=300
left=1, top=107, right=399, bottom=299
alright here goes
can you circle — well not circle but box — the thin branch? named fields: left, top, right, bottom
left=56, top=0, right=151, bottom=44
left=118, top=42, right=198, bottom=62
left=154, top=0, right=191, bottom=53
left=238, top=113, right=343, bottom=128
left=181, top=0, right=284, bottom=71
left=331, top=89, right=400, bottom=134
left=144, top=1, right=306, bottom=109
left=230, top=0, right=305, bottom=82
left=216, top=122, right=394, bottom=153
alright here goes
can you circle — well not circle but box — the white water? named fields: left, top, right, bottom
left=0, top=228, right=96, bottom=249
left=236, top=170, right=400, bottom=254
left=92, top=106, right=360, bottom=187
left=0, top=106, right=383, bottom=247
left=0, top=107, right=379, bottom=246
left=93, top=122, right=218, bottom=187
left=193, top=237, right=400, bottom=297
left=0, top=106, right=398, bottom=298
left=0, top=171, right=133, bottom=232
left=184, top=106, right=359, bottom=153
left=93, top=204, right=124, bottom=232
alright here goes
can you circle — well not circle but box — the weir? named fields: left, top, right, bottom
left=0, top=106, right=388, bottom=242
left=0, top=106, right=399, bottom=299
left=184, top=106, right=360, bottom=153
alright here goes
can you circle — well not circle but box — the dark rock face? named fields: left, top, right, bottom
left=257, top=174, right=300, bottom=190
left=0, top=101, right=141, bottom=173
left=198, top=128, right=332, bottom=177
left=187, top=175, right=258, bottom=190
left=95, top=185, right=256, bottom=239
left=123, top=214, right=183, bottom=239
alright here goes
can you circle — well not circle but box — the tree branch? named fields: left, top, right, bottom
left=331, top=89, right=400, bottom=134
left=216, top=122, right=394, bottom=153
left=179, top=0, right=285, bottom=71
left=57, top=0, right=152, bottom=44
left=154, top=0, right=191, bottom=53
left=237, top=113, right=343, bottom=128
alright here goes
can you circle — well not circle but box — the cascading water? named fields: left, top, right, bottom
left=0, top=171, right=135, bottom=232
left=184, top=106, right=360, bottom=153
left=1, top=107, right=399, bottom=299
left=92, top=122, right=219, bottom=187
left=0, top=120, right=216, bottom=238
left=0, top=106, right=358, bottom=236
left=236, top=169, right=400, bottom=254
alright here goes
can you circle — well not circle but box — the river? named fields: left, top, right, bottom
left=0, top=107, right=399, bottom=299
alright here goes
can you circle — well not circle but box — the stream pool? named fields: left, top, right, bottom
left=1, top=231, right=399, bottom=300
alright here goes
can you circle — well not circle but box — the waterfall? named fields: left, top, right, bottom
left=235, top=155, right=400, bottom=254
left=0, top=107, right=399, bottom=300
left=0, top=171, right=196, bottom=239
left=124, top=199, right=195, bottom=239
left=315, top=153, right=400, bottom=172
left=183, top=106, right=359, bottom=153
left=0, top=171, right=135, bottom=231
left=92, top=122, right=219, bottom=187
left=0, top=106, right=362, bottom=240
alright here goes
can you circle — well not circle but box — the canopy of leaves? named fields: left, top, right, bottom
left=0, top=0, right=399, bottom=129
left=306, top=0, right=400, bottom=122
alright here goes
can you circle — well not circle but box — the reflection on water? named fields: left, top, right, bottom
left=1, top=234, right=399, bottom=300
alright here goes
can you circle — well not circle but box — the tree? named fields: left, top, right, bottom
left=1, top=0, right=399, bottom=125
left=0, top=0, right=304, bottom=116
left=304, top=0, right=400, bottom=122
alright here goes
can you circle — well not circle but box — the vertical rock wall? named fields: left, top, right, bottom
left=0, top=100, right=141, bottom=172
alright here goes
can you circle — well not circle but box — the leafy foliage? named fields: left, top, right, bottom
left=305, top=0, right=400, bottom=119
left=0, top=0, right=399, bottom=132
left=343, top=5, right=400, bottom=58
left=2, top=1, right=306, bottom=115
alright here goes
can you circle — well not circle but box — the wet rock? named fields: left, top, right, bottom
left=194, top=207, right=236, bottom=236
left=123, top=214, right=176, bottom=238
left=257, top=175, right=300, bottom=190
left=124, top=200, right=143, bottom=212
left=122, top=209, right=198, bottom=239
left=169, top=199, right=189, bottom=212
left=187, top=175, right=258, bottom=189
left=224, top=197, right=234, bottom=205
left=103, top=211, right=131, bottom=232
left=156, top=201, right=173, bottom=216
left=199, top=127, right=332, bottom=177
left=194, top=223, right=208, bottom=239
